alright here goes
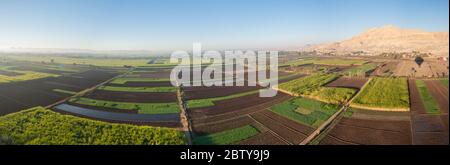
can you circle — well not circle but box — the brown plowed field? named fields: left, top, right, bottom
left=85, top=90, right=177, bottom=103
left=325, top=77, right=368, bottom=89
left=184, top=86, right=262, bottom=100
left=251, top=111, right=307, bottom=144
left=0, top=69, right=118, bottom=116
left=411, top=115, right=449, bottom=145
left=239, top=132, right=288, bottom=145
left=189, top=93, right=291, bottom=119
left=192, top=116, right=254, bottom=135
left=408, top=79, right=427, bottom=114
left=320, top=118, right=412, bottom=145
left=190, top=93, right=291, bottom=124
left=260, top=110, right=314, bottom=135
left=409, top=79, right=449, bottom=144
left=424, top=80, right=449, bottom=113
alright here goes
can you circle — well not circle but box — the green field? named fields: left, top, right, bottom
left=344, top=63, right=377, bottom=77
left=269, top=97, right=339, bottom=127
left=351, top=77, right=410, bottom=110
left=309, top=87, right=356, bottom=104
left=53, top=89, right=78, bottom=95
left=440, top=79, right=449, bottom=87
left=98, top=86, right=177, bottom=93
left=5, top=55, right=175, bottom=67
left=278, top=73, right=338, bottom=96
left=0, top=107, right=185, bottom=145
left=416, top=80, right=440, bottom=114
left=69, top=97, right=180, bottom=114
left=186, top=90, right=260, bottom=109
left=0, top=68, right=59, bottom=84
left=109, top=77, right=171, bottom=84
left=193, top=125, right=259, bottom=145
left=281, top=58, right=367, bottom=67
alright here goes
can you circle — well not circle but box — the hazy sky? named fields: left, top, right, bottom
left=0, top=0, right=448, bottom=51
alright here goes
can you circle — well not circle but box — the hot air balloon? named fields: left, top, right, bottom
left=415, top=56, right=424, bottom=68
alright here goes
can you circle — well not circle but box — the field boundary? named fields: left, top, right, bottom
left=178, top=87, right=193, bottom=145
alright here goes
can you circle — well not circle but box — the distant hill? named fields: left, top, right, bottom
left=306, top=25, right=449, bottom=57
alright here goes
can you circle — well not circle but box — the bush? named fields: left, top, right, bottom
left=0, top=107, right=186, bottom=145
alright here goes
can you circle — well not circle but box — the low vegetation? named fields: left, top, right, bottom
left=416, top=80, right=440, bottom=114
left=0, top=107, right=185, bottom=145
left=270, top=97, right=339, bottom=127
left=193, top=125, right=259, bottom=145
left=278, top=73, right=338, bottom=96
left=344, top=63, right=377, bottom=77
left=97, top=86, right=177, bottom=93
left=0, top=69, right=58, bottom=84
left=186, top=90, right=260, bottom=109
left=309, top=87, right=356, bottom=104
left=351, top=77, right=410, bottom=110
left=440, top=78, right=449, bottom=87
left=69, top=97, right=180, bottom=114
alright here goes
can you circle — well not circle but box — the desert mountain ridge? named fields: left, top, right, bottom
left=305, top=25, right=449, bottom=57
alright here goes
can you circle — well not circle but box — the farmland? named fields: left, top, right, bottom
left=97, top=85, right=177, bottom=93
left=1, top=55, right=448, bottom=145
left=281, top=58, right=367, bottom=67
left=193, top=125, right=259, bottom=145
left=343, top=63, right=377, bottom=77
left=68, top=97, right=180, bottom=114
left=0, top=107, right=185, bottom=145
left=415, top=80, right=440, bottom=114
left=278, top=73, right=338, bottom=96
left=0, top=66, right=59, bottom=84
left=351, top=77, right=410, bottom=111
left=0, top=62, right=120, bottom=115
left=269, top=97, right=339, bottom=127
left=4, top=55, right=176, bottom=67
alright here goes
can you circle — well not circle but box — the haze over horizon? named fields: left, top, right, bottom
left=0, top=0, right=448, bottom=52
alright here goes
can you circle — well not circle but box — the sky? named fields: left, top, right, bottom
left=0, top=0, right=448, bottom=52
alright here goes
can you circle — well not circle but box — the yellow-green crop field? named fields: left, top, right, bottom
left=0, top=68, right=58, bottom=84
left=351, top=77, right=410, bottom=111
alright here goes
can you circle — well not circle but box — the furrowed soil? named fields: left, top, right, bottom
left=250, top=111, right=307, bottom=144
left=408, top=79, right=449, bottom=144
left=189, top=93, right=290, bottom=119
left=0, top=69, right=118, bottom=115
left=320, top=118, right=412, bottom=145
left=424, top=80, right=449, bottom=113
left=190, top=93, right=291, bottom=124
